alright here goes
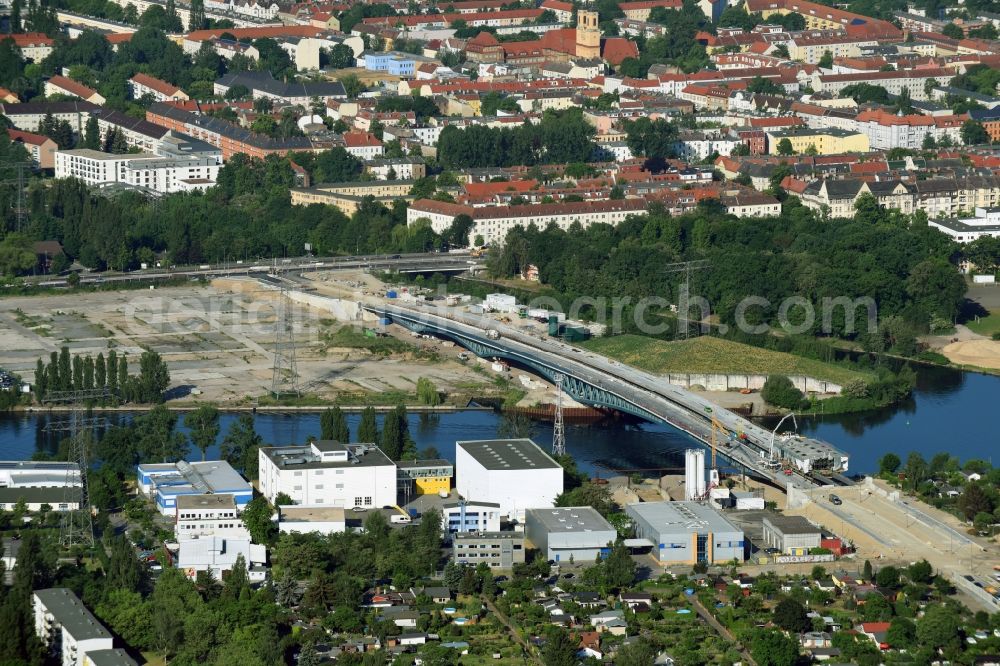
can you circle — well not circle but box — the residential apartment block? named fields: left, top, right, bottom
left=452, top=531, right=526, bottom=568
left=34, top=589, right=114, bottom=666
left=55, top=149, right=220, bottom=193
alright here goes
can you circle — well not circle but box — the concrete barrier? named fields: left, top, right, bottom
left=285, top=290, right=362, bottom=321
left=663, top=373, right=843, bottom=395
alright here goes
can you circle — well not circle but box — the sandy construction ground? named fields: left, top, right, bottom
left=0, top=279, right=495, bottom=405
left=942, top=338, right=1000, bottom=370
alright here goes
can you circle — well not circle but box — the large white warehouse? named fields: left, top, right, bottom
left=455, top=439, right=563, bottom=520
left=258, top=440, right=396, bottom=509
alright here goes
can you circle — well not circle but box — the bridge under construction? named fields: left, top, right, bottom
left=362, top=299, right=850, bottom=491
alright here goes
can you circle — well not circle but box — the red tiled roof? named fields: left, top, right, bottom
left=7, top=128, right=51, bottom=146
left=9, top=32, right=54, bottom=47
left=46, top=75, right=98, bottom=99
left=131, top=73, right=183, bottom=97
left=601, top=37, right=639, bottom=65
left=343, top=131, right=382, bottom=147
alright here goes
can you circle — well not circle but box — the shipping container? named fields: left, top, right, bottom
left=386, top=290, right=398, bottom=298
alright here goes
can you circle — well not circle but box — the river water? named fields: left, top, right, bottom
left=2, top=362, right=995, bottom=475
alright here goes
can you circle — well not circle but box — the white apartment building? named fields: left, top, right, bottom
left=34, top=589, right=114, bottom=666
left=55, top=149, right=220, bottom=193
left=674, top=132, right=741, bottom=161
left=258, top=441, right=397, bottom=509
left=205, top=0, right=279, bottom=20
left=455, top=439, right=563, bottom=520
left=129, top=73, right=189, bottom=102
left=408, top=198, right=649, bottom=246
left=175, top=493, right=251, bottom=542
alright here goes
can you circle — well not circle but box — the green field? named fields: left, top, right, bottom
left=580, top=335, right=871, bottom=385
left=966, top=311, right=1000, bottom=337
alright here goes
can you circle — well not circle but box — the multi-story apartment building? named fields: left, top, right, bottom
left=54, top=149, right=220, bottom=193
left=129, top=73, right=189, bottom=102
left=407, top=198, right=649, bottom=246
left=44, top=76, right=106, bottom=104
left=34, top=589, right=114, bottom=666
left=0, top=101, right=97, bottom=134
left=812, top=68, right=954, bottom=101
left=258, top=440, right=397, bottom=509
left=765, top=127, right=869, bottom=154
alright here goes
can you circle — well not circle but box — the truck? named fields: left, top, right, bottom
left=390, top=514, right=411, bottom=524
left=486, top=329, right=501, bottom=340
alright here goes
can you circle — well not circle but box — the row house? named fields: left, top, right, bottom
left=44, top=76, right=105, bottom=105
left=799, top=175, right=1000, bottom=218
left=812, top=67, right=955, bottom=101
left=129, top=73, right=189, bottom=103
left=10, top=33, right=55, bottom=62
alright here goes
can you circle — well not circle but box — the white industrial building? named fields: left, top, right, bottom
left=930, top=207, right=1000, bottom=243
left=442, top=499, right=502, bottom=534
left=174, top=494, right=250, bottom=542
left=0, top=461, right=80, bottom=488
left=34, top=588, right=114, bottom=666
left=176, top=537, right=267, bottom=582
left=455, top=439, right=563, bottom=520
left=277, top=506, right=346, bottom=535
left=0, top=487, right=80, bottom=513
left=761, top=514, right=822, bottom=555
left=524, top=506, right=617, bottom=563
left=258, top=441, right=396, bottom=509
left=137, top=460, right=253, bottom=516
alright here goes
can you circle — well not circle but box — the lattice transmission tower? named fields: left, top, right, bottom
left=552, top=374, right=566, bottom=457
left=270, top=283, right=300, bottom=398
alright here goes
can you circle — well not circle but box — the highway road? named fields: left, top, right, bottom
left=796, top=482, right=1000, bottom=613
left=29, top=252, right=483, bottom=288
left=365, top=299, right=829, bottom=491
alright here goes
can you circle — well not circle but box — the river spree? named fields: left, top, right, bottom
left=0, top=363, right=995, bottom=474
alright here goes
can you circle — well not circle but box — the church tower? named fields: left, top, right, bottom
left=575, top=9, right=601, bottom=59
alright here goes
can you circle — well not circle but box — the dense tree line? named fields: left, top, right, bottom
left=485, top=197, right=965, bottom=339
left=435, top=109, right=596, bottom=169
left=6, top=154, right=445, bottom=273
left=32, top=347, right=169, bottom=404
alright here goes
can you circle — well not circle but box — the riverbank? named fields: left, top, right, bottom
left=18, top=404, right=494, bottom=414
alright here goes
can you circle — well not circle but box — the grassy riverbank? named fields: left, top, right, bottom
left=580, top=335, right=872, bottom=386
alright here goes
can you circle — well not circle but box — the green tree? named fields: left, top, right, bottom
left=917, top=604, right=960, bottom=651
left=907, top=559, right=932, bottom=584
left=875, top=566, right=901, bottom=588
left=242, top=496, right=275, bottom=544
left=958, top=481, right=994, bottom=521
left=107, top=350, right=118, bottom=394
left=603, top=541, right=636, bottom=590
left=961, top=119, right=990, bottom=145
left=878, top=452, right=901, bottom=475
left=186, top=404, right=220, bottom=461
left=136, top=350, right=170, bottom=402
left=83, top=115, right=101, bottom=150
left=416, top=377, right=441, bottom=406
left=58, top=346, right=71, bottom=391
left=761, top=375, right=804, bottom=409
left=107, top=534, right=146, bottom=593
left=941, top=22, right=964, bottom=39
left=357, top=406, right=378, bottom=443
left=0, top=233, right=38, bottom=277
left=773, top=597, right=811, bottom=633
left=320, top=406, right=350, bottom=442
left=614, top=638, right=657, bottom=666
left=818, top=50, right=833, bottom=68
left=776, top=137, right=794, bottom=156
left=750, top=629, right=800, bottom=666
left=541, top=626, right=577, bottom=666
left=886, top=617, right=916, bottom=650
left=221, top=413, right=263, bottom=477
left=625, top=116, right=678, bottom=161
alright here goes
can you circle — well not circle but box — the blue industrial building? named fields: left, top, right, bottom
left=137, top=460, right=252, bottom=515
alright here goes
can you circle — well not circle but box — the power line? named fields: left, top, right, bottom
left=663, top=260, right=710, bottom=340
